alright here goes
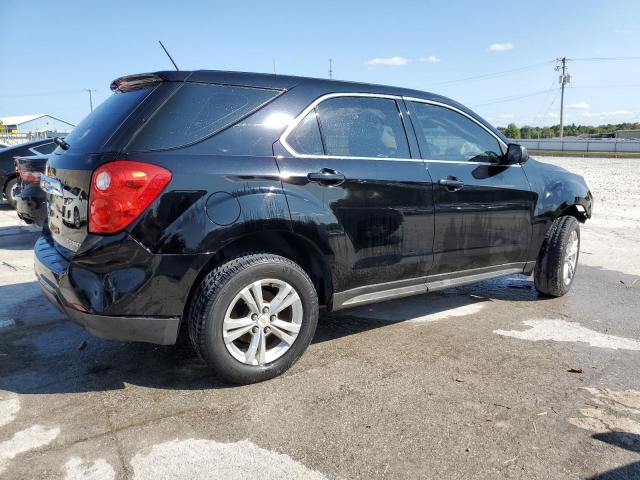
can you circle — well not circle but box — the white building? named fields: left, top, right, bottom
left=1, top=114, right=75, bottom=135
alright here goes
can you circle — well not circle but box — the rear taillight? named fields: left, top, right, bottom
left=89, top=160, right=172, bottom=234
left=20, top=170, right=42, bottom=183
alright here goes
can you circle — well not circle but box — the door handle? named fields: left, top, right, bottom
left=438, top=177, right=464, bottom=192
left=307, top=168, right=346, bottom=186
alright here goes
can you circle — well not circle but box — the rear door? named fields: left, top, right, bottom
left=405, top=99, right=535, bottom=276
left=275, top=93, right=435, bottom=294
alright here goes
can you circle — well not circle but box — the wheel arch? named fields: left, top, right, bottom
left=182, top=229, right=335, bottom=325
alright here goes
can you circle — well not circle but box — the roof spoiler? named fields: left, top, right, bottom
left=110, top=74, right=164, bottom=93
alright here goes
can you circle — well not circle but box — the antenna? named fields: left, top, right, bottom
left=158, top=40, right=179, bottom=71
left=328, top=58, right=333, bottom=79
left=272, top=58, right=277, bottom=74
left=84, top=88, right=96, bottom=112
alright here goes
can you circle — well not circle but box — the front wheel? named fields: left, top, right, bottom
left=188, top=253, right=318, bottom=384
left=534, top=216, right=580, bottom=297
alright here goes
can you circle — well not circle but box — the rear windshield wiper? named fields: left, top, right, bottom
left=54, top=137, right=70, bottom=150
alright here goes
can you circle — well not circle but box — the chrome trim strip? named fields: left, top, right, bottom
left=331, top=262, right=528, bottom=311
left=425, top=264, right=527, bottom=292
left=280, top=92, right=406, bottom=160
left=279, top=92, right=519, bottom=167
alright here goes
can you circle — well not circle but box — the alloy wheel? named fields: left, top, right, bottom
left=222, top=278, right=303, bottom=366
left=563, top=230, right=579, bottom=286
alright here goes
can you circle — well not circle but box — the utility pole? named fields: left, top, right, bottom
left=328, top=58, right=333, bottom=79
left=84, top=89, right=96, bottom=112
left=555, top=57, right=571, bottom=139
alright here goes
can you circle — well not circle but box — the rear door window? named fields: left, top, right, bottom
left=315, top=97, right=410, bottom=158
left=128, top=83, right=280, bottom=151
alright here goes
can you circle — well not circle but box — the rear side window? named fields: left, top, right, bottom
left=316, top=97, right=410, bottom=158
left=63, top=87, right=153, bottom=154
left=129, top=83, right=280, bottom=151
left=410, top=102, right=503, bottom=163
left=286, top=111, right=324, bottom=155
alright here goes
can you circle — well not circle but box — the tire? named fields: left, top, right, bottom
left=534, top=216, right=580, bottom=297
left=188, top=253, right=318, bottom=384
left=73, top=208, right=81, bottom=228
left=4, top=177, right=17, bottom=209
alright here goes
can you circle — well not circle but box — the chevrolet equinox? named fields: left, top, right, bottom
left=36, top=71, right=593, bottom=384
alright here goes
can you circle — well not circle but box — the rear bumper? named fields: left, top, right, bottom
left=34, top=235, right=180, bottom=345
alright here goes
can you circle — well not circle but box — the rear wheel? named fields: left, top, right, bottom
left=534, top=216, right=580, bottom=297
left=4, top=177, right=17, bottom=209
left=188, top=253, right=318, bottom=384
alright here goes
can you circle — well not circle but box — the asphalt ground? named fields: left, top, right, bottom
left=1, top=156, right=639, bottom=479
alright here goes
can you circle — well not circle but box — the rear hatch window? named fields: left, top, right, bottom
left=126, top=83, right=280, bottom=151
left=61, top=87, right=153, bottom=154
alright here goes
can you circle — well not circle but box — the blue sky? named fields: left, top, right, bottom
left=1, top=0, right=639, bottom=127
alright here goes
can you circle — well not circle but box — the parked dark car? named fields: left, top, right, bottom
left=35, top=71, right=592, bottom=384
left=1, top=138, right=57, bottom=207
left=13, top=155, right=48, bottom=225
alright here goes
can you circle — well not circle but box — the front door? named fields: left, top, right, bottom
left=274, top=94, right=435, bottom=294
left=406, top=99, right=535, bottom=276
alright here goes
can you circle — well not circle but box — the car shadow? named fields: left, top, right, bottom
left=0, top=224, right=41, bottom=250
left=586, top=432, right=640, bottom=479
left=0, top=273, right=543, bottom=395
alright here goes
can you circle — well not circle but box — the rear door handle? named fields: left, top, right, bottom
left=438, top=177, right=464, bottom=191
left=307, top=168, right=346, bottom=186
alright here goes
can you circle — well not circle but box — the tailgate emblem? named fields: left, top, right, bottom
left=40, top=175, right=63, bottom=197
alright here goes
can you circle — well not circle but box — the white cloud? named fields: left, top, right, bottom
left=420, top=55, right=441, bottom=63
left=568, top=101, right=590, bottom=109
left=547, top=112, right=559, bottom=118
left=499, top=114, right=514, bottom=119
left=487, top=42, right=514, bottom=52
left=581, top=110, right=633, bottom=119
left=365, top=56, right=411, bottom=66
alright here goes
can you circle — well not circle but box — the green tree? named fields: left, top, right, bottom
left=505, top=123, right=520, bottom=139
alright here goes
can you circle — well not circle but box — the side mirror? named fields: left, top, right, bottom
left=505, top=143, right=529, bottom=165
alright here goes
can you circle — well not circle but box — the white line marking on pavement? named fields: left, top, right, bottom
left=568, top=387, right=640, bottom=435
left=0, top=425, right=60, bottom=474
left=130, top=438, right=328, bottom=480
left=0, top=396, right=20, bottom=428
left=64, top=457, right=116, bottom=480
left=494, top=319, right=640, bottom=350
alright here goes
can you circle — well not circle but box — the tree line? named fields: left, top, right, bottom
left=497, top=122, right=640, bottom=139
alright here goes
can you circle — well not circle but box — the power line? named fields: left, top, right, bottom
left=470, top=87, right=560, bottom=107
left=426, top=60, right=554, bottom=87
left=570, top=56, right=640, bottom=62
left=570, top=83, right=640, bottom=89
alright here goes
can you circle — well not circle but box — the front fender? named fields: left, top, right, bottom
left=523, top=158, right=593, bottom=261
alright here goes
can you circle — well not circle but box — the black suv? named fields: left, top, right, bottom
left=35, top=71, right=592, bottom=384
